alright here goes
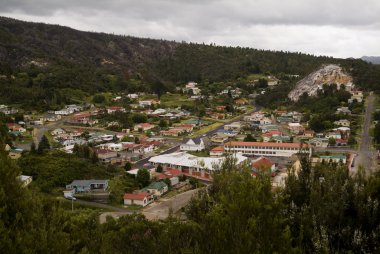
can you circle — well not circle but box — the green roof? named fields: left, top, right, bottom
left=319, top=155, right=346, bottom=160
left=144, top=181, right=168, bottom=190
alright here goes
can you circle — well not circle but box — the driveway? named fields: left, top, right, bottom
left=142, top=189, right=199, bottom=220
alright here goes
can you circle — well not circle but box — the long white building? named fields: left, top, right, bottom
left=224, top=141, right=311, bottom=157
left=149, top=152, right=248, bottom=180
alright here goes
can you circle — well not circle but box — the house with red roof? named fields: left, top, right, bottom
left=7, top=123, right=26, bottom=133
left=134, top=123, right=155, bottom=132
left=124, top=192, right=153, bottom=207
left=107, top=106, right=126, bottom=114
left=251, top=156, right=276, bottom=174
left=209, top=146, right=224, bottom=156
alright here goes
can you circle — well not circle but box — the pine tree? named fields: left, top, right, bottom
left=37, top=135, right=50, bottom=154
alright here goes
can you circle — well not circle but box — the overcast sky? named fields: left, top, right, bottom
left=1, top=0, right=379, bottom=58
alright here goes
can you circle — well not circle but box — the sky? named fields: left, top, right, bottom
left=0, top=0, right=379, bottom=58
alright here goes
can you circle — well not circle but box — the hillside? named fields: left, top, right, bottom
left=362, top=56, right=380, bottom=65
left=288, top=64, right=353, bottom=101
left=0, top=16, right=380, bottom=109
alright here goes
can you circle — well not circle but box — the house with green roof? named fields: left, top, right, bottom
left=142, top=181, right=168, bottom=198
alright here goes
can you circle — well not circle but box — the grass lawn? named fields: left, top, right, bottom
left=125, top=204, right=143, bottom=211
left=160, top=93, right=194, bottom=108
left=191, top=122, right=223, bottom=137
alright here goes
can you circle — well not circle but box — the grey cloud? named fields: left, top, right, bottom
left=0, top=0, right=379, bottom=57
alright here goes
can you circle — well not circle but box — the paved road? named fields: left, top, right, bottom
left=142, top=189, right=199, bottom=220
left=353, top=93, right=376, bottom=174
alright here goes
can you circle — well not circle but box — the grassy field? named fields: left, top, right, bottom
left=191, top=122, right=223, bottom=137
left=160, top=93, right=194, bottom=108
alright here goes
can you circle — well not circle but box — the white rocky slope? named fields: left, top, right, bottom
left=288, top=64, right=353, bottom=101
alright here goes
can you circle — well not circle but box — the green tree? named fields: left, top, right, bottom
left=37, top=135, right=50, bottom=154
left=244, top=134, right=256, bottom=142
left=156, top=164, right=163, bottom=173
left=92, top=94, right=106, bottom=103
left=136, top=168, right=150, bottom=188
left=124, top=161, right=132, bottom=171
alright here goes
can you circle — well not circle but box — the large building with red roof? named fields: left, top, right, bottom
left=224, top=141, right=311, bottom=157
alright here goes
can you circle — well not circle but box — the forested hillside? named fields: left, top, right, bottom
left=0, top=16, right=380, bottom=110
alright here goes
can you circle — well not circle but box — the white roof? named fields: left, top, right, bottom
left=149, top=152, right=248, bottom=171
left=288, top=122, right=301, bottom=127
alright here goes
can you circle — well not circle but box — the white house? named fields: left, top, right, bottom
left=334, top=119, right=350, bottom=127
left=51, top=128, right=65, bottom=136
left=180, top=138, right=205, bottom=152
left=55, top=108, right=74, bottom=115
left=124, top=192, right=153, bottom=207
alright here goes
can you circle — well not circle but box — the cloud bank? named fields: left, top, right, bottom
left=1, top=0, right=379, bottom=58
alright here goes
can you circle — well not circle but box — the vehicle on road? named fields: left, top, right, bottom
left=65, top=196, right=77, bottom=201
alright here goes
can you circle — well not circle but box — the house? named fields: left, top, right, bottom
left=260, top=117, right=272, bottom=125
left=209, top=146, right=224, bottom=156
left=40, top=114, right=61, bottom=122
left=66, top=180, right=109, bottom=193
left=96, top=149, right=118, bottom=162
left=124, top=192, right=154, bottom=207
left=18, top=175, right=32, bottom=187
left=65, top=104, right=83, bottom=112
left=134, top=123, right=155, bottom=132
left=348, top=91, right=363, bottom=103
left=335, top=139, right=348, bottom=146
left=260, top=124, right=280, bottom=133
left=336, top=107, right=351, bottom=115
left=211, top=133, right=229, bottom=144
left=251, top=156, right=276, bottom=174
left=107, top=106, right=126, bottom=114
left=127, top=93, right=139, bottom=99
left=55, top=108, right=74, bottom=115
left=6, top=123, right=26, bottom=133
left=51, top=128, right=65, bottom=136
left=142, top=181, right=168, bottom=197
left=308, top=137, right=329, bottom=148
left=180, top=138, right=205, bottom=152
left=288, top=123, right=304, bottom=135
left=224, top=122, right=241, bottom=131
left=215, top=105, right=227, bottom=111
left=303, top=130, right=315, bottom=138
left=139, top=99, right=160, bottom=108
left=334, top=119, right=350, bottom=127
left=9, top=149, right=23, bottom=159
left=326, top=132, right=342, bottom=140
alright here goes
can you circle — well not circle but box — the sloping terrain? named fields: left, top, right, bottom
left=288, top=64, right=353, bottom=101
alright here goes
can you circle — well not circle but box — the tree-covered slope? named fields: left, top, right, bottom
left=0, top=16, right=379, bottom=109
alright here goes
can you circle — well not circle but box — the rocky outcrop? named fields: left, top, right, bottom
left=288, top=64, right=353, bottom=101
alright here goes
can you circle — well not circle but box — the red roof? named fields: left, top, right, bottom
left=165, top=168, right=182, bottom=177
left=210, top=146, right=224, bottom=152
left=124, top=192, right=150, bottom=201
left=252, top=156, right=273, bottom=170
left=262, top=130, right=282, bottom=136
left=96, top=149, right=114, bottom=154
left=137, top=123, right=153, bottom=127
left=225, top=141, right=307, bottom=149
